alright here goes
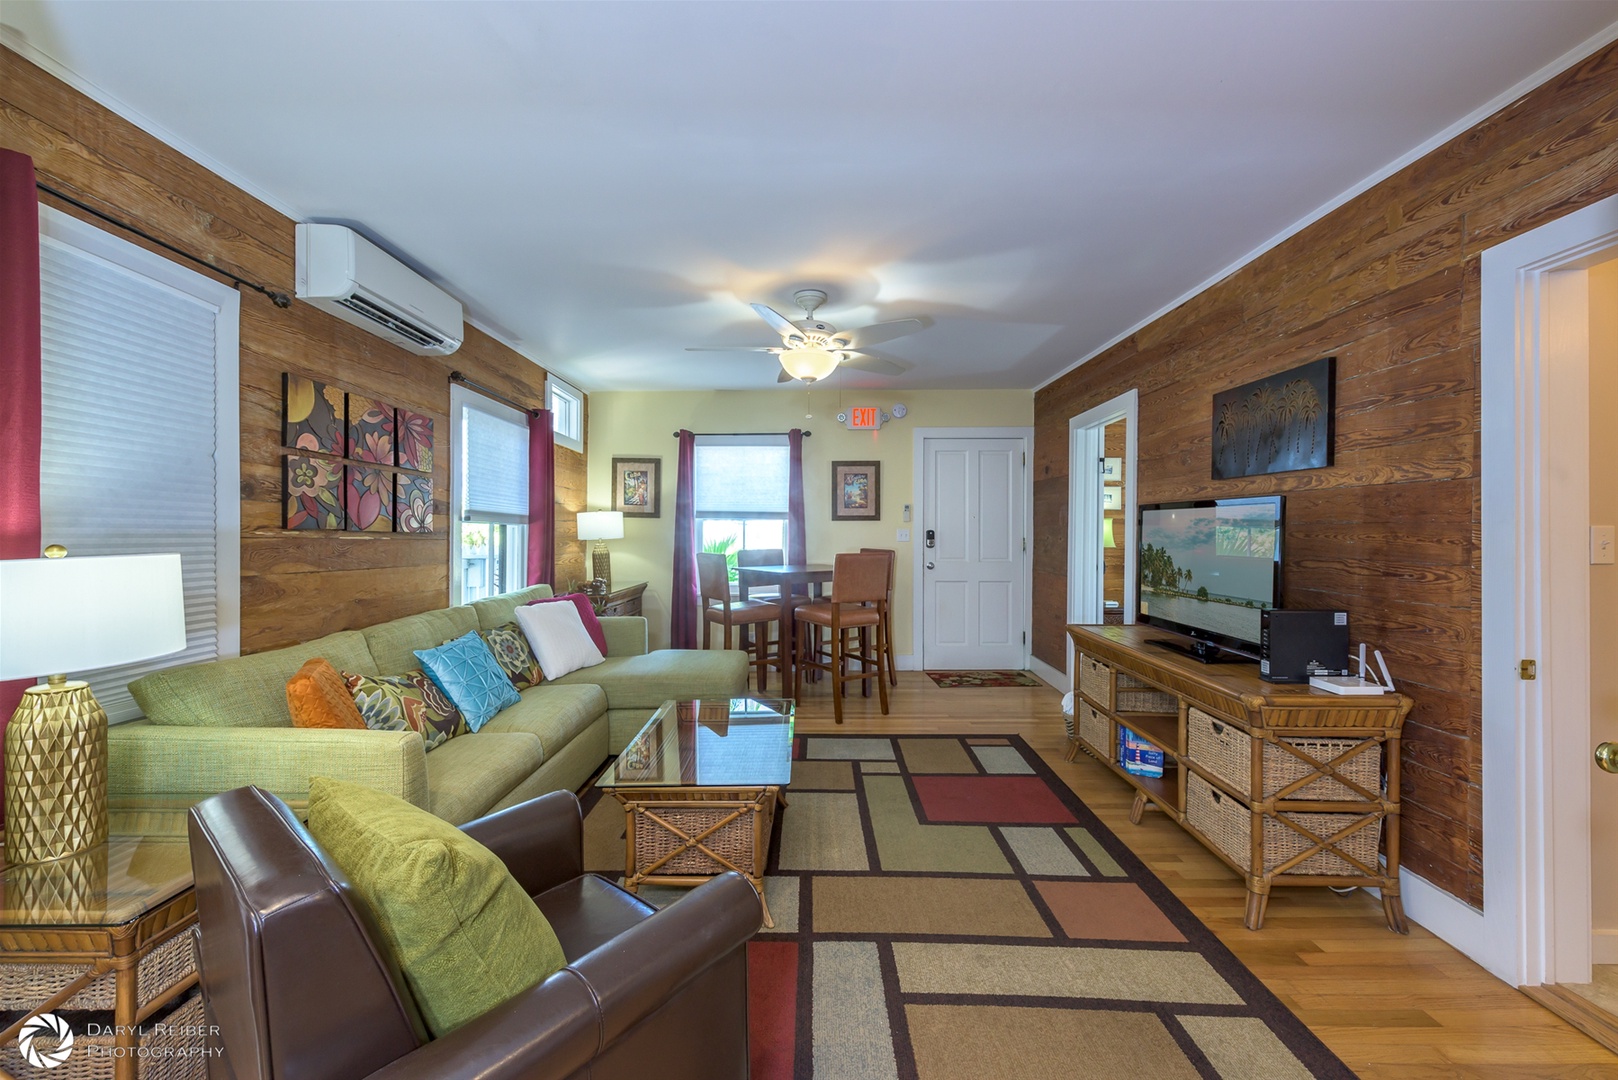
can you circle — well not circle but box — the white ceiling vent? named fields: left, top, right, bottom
left=295, top=223, right=463, bottom=355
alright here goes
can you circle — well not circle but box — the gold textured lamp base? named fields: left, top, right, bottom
left=4, top=681, right=109, bottom=865
left=592, top=542, right=612, bottom=591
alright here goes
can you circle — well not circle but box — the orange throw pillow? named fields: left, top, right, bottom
left=287, top=658, right=366, bottom=730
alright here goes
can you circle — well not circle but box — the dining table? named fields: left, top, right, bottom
left=735, top=562, right=834, bottom=690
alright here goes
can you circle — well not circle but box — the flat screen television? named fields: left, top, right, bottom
left=1137, top=495, right=1283, bottom=660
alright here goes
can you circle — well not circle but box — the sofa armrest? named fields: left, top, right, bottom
left=459, top=791, right=583, bottom=897
left=361, top=873, right=760, bottom=1080
left=108, top=722, right=429, bottom=811
left=600, top=616, right=648, bottom=656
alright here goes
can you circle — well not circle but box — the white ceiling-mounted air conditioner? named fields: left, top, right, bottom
left=295, top=223, right=464, bottom=356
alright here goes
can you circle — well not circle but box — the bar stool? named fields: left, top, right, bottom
left=793, top=552, right=890, bottom=724
left=698, top=552, right=783, bottom=693
left=859, top=547, right=898, bottom=688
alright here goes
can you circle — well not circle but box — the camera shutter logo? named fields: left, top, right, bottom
left=19, top=1012, right=74, bottom=1069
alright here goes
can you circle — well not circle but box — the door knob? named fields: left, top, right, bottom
left=925, top=562, right=935, bottom=570
left=1597, top=742, right=1618, bottom=774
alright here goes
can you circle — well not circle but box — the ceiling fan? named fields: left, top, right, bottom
left=686, top=289, right=925, bottom=383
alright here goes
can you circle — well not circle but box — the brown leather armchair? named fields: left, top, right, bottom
left=187, top=786, right=761, bottom=1080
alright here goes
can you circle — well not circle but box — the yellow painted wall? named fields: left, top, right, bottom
left=586, top=388, right=1034, bottom=653
left=1590, top=261, right=1618, bottom=946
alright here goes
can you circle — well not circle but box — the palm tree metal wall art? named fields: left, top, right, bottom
left=1211, top=357, right=1334, bottom=479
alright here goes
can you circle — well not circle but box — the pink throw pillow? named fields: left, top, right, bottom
left=526, top=594, right=608, bottom=656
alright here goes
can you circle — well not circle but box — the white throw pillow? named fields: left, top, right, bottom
left=516, top=599, right=606, bottom=681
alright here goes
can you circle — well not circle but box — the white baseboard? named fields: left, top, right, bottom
left=1028, top=655, right=1068, bottom=690
left=897, top=654, right=917, bottom=671
left=1593, top=929, right=1618, bottom=965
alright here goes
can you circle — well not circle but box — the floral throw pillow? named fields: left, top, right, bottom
left=479, top=623, right=545, bottom=690
left=343, top=670, right=466, bottom=751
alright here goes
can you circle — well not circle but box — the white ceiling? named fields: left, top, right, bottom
left=6, top=2, right=1618, bottom=393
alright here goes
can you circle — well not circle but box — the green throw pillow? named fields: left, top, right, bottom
left=306, top=777, right=567, bottom=1036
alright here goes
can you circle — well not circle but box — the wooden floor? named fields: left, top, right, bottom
left=783, top=670, right=1618, bottom=1080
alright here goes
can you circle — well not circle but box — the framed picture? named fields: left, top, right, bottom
left=612, top=457, right=661, bottom=518
left=1101, top=457, right=1123, bottom=482
left=1103, top=487, right=1122, bottom=511
left=832, top=461, right=881, bottom=521
left=1212, top=357, right=1335, bottom=479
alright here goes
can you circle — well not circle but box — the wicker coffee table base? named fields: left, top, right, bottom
left=608, top=786, right=783, bottom=928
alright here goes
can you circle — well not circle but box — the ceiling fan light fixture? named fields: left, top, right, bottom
left=779, top=347, right=840, bottom=383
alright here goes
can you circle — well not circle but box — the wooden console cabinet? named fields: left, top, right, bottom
left=1065, top=624, right=1412, bottom=932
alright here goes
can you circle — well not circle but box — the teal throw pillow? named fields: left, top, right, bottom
left=415, top=632, right=521, bottom=731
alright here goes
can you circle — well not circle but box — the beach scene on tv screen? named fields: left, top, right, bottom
left=1139, top=503, right=1277, bottom=642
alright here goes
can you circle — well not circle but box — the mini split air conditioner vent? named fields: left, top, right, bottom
left=336, top=294, right=447, bottom=350
left=295, top=223, right=464, bottom=356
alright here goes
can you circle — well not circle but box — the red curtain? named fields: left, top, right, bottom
left=527, top=409, right=555, bottom=587
left=671, top=429, right=699, bottom=648
left=787, top=428, right=806, bottom=565
left=1, top=150, right=43, bottom=818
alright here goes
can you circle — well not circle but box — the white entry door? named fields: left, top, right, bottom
left=921, top=437, right=1027, bottom=669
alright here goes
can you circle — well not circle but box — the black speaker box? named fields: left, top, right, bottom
left=1259, top=609, right=1350, bottom=683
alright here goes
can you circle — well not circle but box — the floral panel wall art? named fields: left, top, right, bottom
left=396, top=407, right=434, bottom=472
left=284, top=455, right=344, bottom=530
left=396, top=474, right=434, bottom=534
left=283, top=374, right=344, bottom=455
left=345, top=466, right=394, bottom=532
left=348, top=397, right=397, bottom=464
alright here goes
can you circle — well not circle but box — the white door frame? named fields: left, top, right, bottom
left=1062, top=391, right=1139, bottom=683
left=1418, top=191, right=1618, bottom=986
left=910, top=426, right=1034, bottom=672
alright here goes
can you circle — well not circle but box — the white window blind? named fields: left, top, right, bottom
left=694, top=435, right=790, bottom=517
left=36, top=209, right=240, bottom=722
left=548, top=376, right=583, bottom=452
left=461, top=401, right=530, bottom=525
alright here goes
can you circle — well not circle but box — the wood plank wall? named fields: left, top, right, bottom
left=1033, top=44, right=1618, bottom=908
left=1, top=47, right=586, bottom=653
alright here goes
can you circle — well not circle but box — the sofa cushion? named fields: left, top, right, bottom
left=480, top=683, right=607, bottom=760
left=364, top=607, right=479, bottom=675
left=286, top=659, right=366, bottom=730
left=479, top=623, right=545, bottom=690
left=526, top=594, right=608, bottom=655
left=516, top=602, right=605, bottom=681
left=306, top=777, right=565, bottom=1037
left=549, top=650, right=748, bottom=711
left=414, top=633, right=520, bottom=732
left=423, top=731, right=545, bottom=825
left=470, top=585, right=554, bottom=631
left=131, top=630, right=378, bottom=728
left=344, top=670, right=466, bottom=750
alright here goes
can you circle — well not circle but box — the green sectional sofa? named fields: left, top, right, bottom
left=111, top=585, right=747, bottom=823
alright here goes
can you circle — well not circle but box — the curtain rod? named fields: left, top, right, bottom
left=36, top=181, right=293, bottom=308
left=450, top=371, right=542, bottom=417
left=672, top=430, right=811, bottom=437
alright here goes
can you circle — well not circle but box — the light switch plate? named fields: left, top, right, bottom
left=896, top=529, right=911, bottom=543
left=1593, top=525, right=1616, bottom=565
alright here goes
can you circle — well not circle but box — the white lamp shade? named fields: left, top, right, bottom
left=576, top=511, right=624, bottom=542
left=779, top=348, right=840, bottom=383
left=0, top=553, right=187, bottom=679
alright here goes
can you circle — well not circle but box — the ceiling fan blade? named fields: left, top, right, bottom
left=840, top=353, right=908, bottom=377
left=832, top=318, right=925, bottom=349
left=750, top=303, right=803, bottom=340
left=683, top=345, right=783, bottom=353
left=777, top=367, right=795, bottom=383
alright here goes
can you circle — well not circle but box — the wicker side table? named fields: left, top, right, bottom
left=0, top=810, right=204, bottom=1080
left=611, top=786, right=781, bottom=927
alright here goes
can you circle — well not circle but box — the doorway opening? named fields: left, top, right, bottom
left=1065, top=391, right=1139, bottom=680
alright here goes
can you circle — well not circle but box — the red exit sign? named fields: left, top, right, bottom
left=847, top=406, right=883, bottom=430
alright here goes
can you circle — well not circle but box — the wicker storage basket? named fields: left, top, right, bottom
left=1115, top=672, right=1178, bottom=715
left=0, top=988, right=207, bottom=1080
left=0, top=929, right=195, bottom=1013
left=1186, top=708, right=1380, bottom=801
left=1078, top=702, right=1111, bottom=756
left=1078, top=653, right=1112, bottom=709
left=1186, top=772, right=1380, bottom=877
left=631, top=795, right=771, bottom=877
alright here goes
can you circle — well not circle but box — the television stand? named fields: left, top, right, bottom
left=1145, top=638, right=1241, bottom=664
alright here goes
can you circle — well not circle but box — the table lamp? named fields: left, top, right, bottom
left=0, top=548, right=186, bottom=863
left=576, top=511, right=624, bottom=589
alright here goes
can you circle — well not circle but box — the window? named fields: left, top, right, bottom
left=36, top=206, right=241, bottom=721
left=548, top=376, right=584, bottom=452
left=450, top=385, right=529, bottom=604
left=694, top=435, right=789, bottom=576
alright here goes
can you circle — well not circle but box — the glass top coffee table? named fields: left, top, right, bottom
left=599, top=697, right=793, bottom=926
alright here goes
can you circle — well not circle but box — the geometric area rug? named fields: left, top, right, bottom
left=925, top=669, right=1045, bottom=688
left=581, top=734, right=1357, bottom=1080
